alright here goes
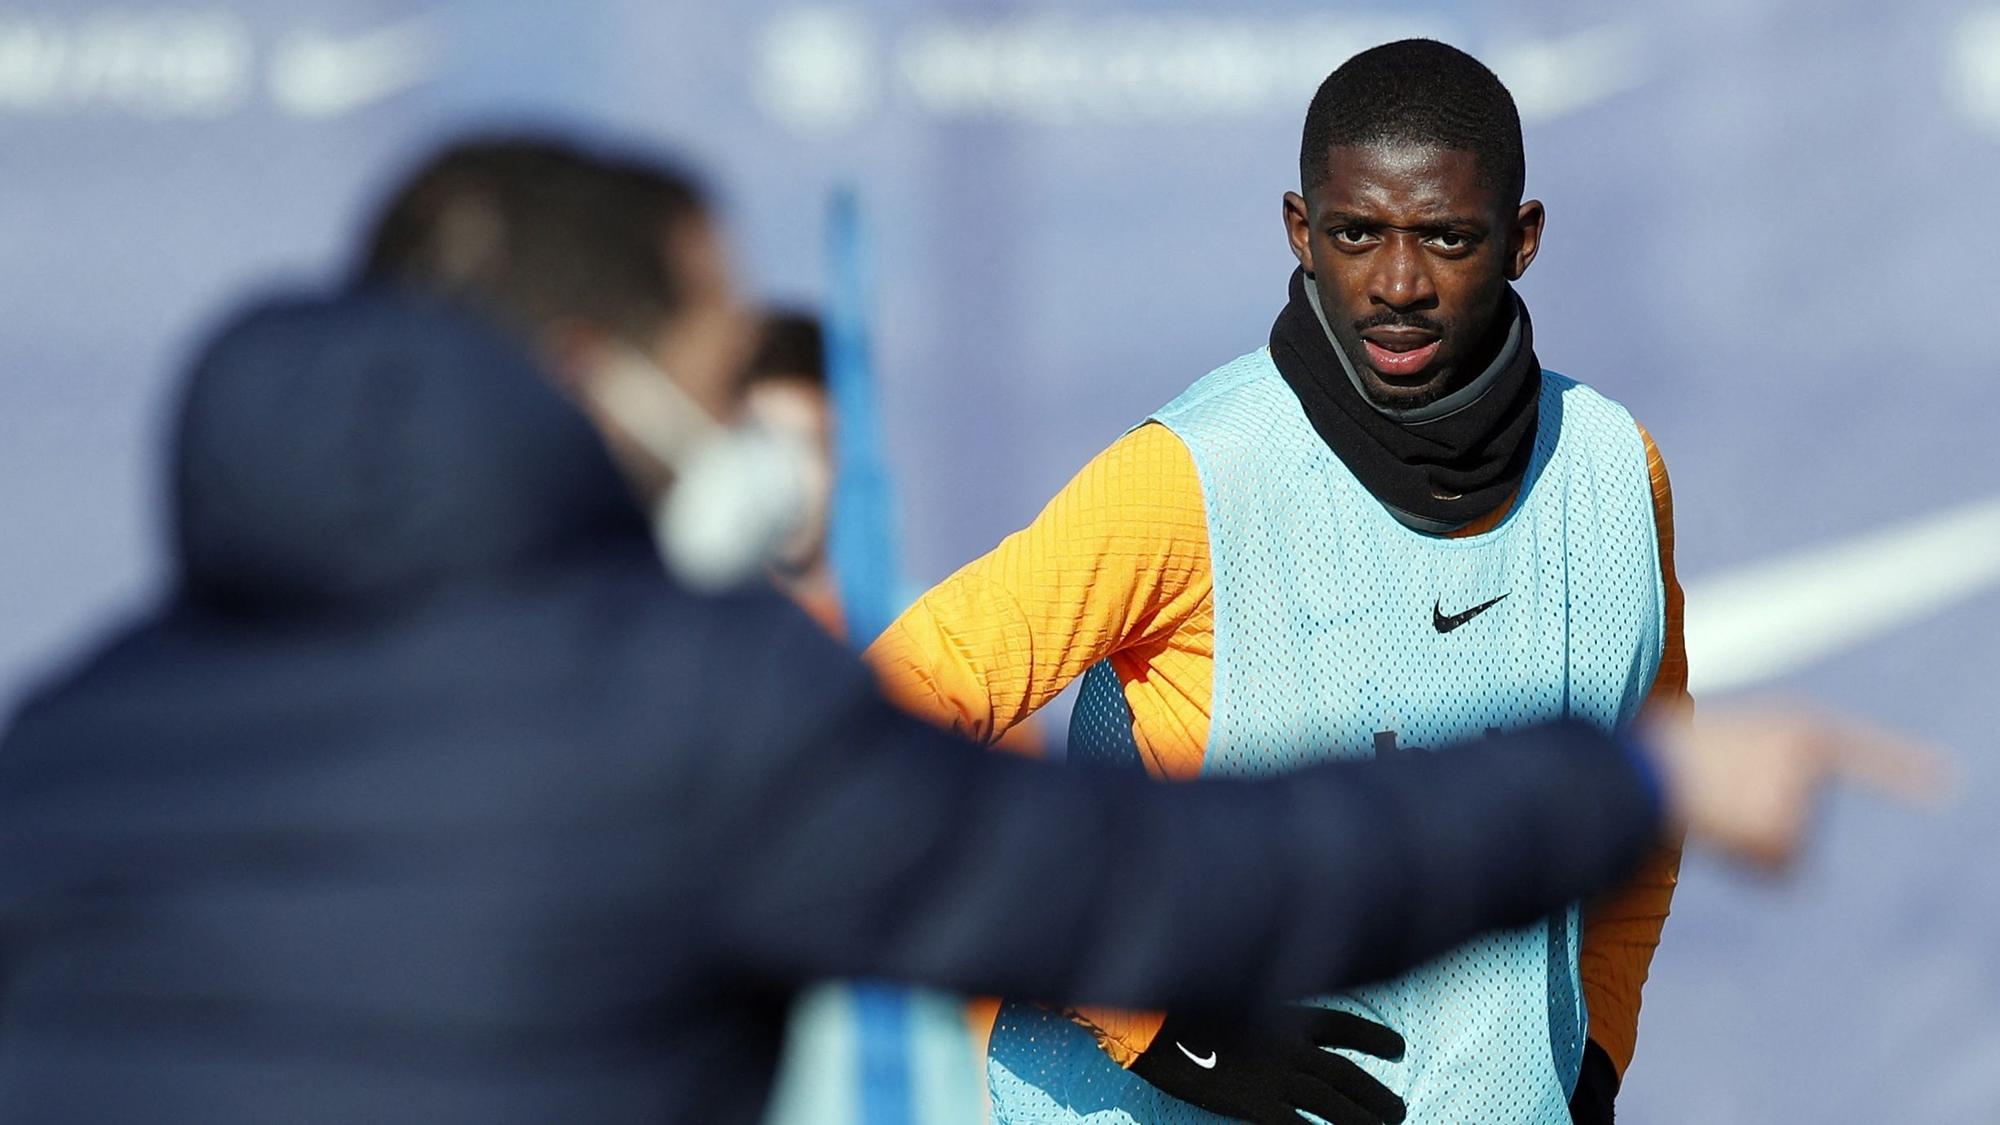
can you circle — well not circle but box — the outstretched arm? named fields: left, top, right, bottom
left=688, top=600, right=1665, bottom=1011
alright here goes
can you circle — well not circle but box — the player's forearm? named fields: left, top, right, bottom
left=1065, top=1006, right=1167, bottom=1067
left=865, top=576, right=1038, bottom=742
left=1579, top=837, right=1682, bottom=1076
left=1587, top=426, right=1688, bottom=1076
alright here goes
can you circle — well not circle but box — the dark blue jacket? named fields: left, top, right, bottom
left=0, top=293, right=1660, bottom=1123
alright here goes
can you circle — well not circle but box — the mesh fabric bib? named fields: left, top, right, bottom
left=989, top=349, right=1664, bottom=1124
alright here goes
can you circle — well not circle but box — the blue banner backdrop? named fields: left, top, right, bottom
left=3, top=3, right=1997, bottom=1121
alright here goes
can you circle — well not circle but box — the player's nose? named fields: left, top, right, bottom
left=1368, top=235, right=1437, bottom=310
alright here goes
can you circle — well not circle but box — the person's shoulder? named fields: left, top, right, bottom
left=1540, top=369, right=1648, bottom=443
left=1540, top=368, right=1599, bottom=401
left=1540, top=370, right=1644, bottom=422
left=1046, top=423, right=1210, bottom=557
left=1094, top=422, right=1199, bottom=483
left=1534, top=372, right=1671, bottom=516
left=1155, top=347, right=1283, bottom=420
left=0, top=612, right=183, bottom=741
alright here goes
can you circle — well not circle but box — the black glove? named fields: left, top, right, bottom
left=1567, top=1039, right=1619, bottom=1125
left=1127, top=1007, right=1406, bottom=1125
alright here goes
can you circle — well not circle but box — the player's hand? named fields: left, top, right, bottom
left=1640, top=703, right=1949, bottom=871
left=1127, top=1007, right=1405, bottom=1125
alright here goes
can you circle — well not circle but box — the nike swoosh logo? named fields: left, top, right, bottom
left=1433, top=593, right=1509, bottom=634
left=1685, top=493, right=2000, bottom=695
left=1175, top=1042, right=1217, bottom=1069
left=269, top=17, right=440, bottom=119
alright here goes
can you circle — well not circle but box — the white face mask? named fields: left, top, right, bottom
left=583, top=348, right=828, bottom=591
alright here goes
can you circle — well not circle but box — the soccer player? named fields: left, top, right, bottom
left=868, top=40, right=1682, bottom=1124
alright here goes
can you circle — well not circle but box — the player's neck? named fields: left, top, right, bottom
left=1269, top=267, right=1543, bottom=530
left=1309, top=284, right=1522, bottom=421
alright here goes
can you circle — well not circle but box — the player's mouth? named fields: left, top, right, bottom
left=1359, top=329, right=1442, bottom=380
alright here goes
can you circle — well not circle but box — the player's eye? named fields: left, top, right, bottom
left=1426, top=231, right=1475, bottom=253
left=1331, top=226, right=1374, bottom=247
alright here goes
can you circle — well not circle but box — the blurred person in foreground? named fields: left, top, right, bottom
left=864, top=40, right=1701, bottom=1125
left=376, top=146, right=1008, bottom=1125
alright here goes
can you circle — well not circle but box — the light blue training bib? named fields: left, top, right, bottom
left=990, top=348, right=1664, bottom=1124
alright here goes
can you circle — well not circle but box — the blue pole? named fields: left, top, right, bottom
left=823, top=185, right=913, bottom=1125
left=824, top=186, right=903, bottom=646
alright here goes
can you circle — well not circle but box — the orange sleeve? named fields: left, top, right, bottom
left=1579, top=423, right=1688, bottom=1081
left=867, top=424, right=1207, bottom=1073
left=863, top=423, right=1210, bottom=743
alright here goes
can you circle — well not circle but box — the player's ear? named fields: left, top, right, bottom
left=1507, top=199, right=1545, bottom=281
left=1284, top=192, right=1315, bottom=277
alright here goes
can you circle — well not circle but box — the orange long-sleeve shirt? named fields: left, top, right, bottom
left=866, top=419, right=1687, bottom=1082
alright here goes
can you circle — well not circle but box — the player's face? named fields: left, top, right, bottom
left=1284, top=142, right=1544, bottom=408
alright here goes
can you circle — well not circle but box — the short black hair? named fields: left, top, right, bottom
left=742, top=309, right=826, bottom=392
left=357, top=135, right=709, bottom=347
left=1299, top=39, right=1524, bottom=207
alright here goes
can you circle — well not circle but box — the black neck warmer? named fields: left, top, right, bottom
left=1268, top=268, right=1542, bottom=531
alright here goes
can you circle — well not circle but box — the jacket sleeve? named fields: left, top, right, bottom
left=1578, top=424, right=1689, bottom=1081
left=863, top=423, right=1210, bottom=744
left=685, top=600, right=1666, bottom=1010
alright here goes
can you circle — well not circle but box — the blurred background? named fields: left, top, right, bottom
left=2, top=1, right=1997, bottom=1120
